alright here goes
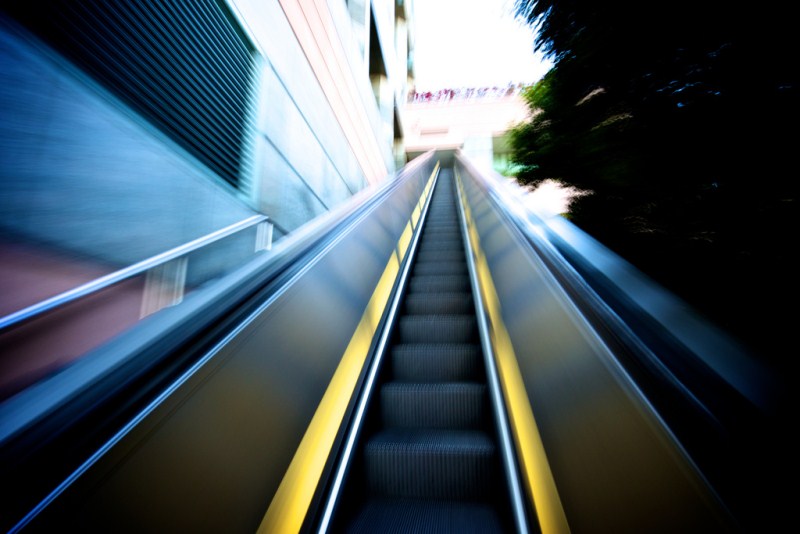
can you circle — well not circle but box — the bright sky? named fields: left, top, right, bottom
left=412, top=0, right=552, bottom=91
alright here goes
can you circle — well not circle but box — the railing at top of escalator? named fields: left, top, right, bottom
left=0, top=214, right=272, bottom=402
left=0, top=215, right=272, bottom=331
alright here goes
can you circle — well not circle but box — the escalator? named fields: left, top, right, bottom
left=2, top=152, right=773, bottom=533
left=327, top=169, right=520, bottom=532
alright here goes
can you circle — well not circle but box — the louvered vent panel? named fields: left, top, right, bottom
left=6, top=0, right=257, bottom=190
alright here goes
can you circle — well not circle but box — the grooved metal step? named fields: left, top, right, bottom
left=412, top=261, right=468, bottom=276
left=420, top=231, right=461, bottom=240
left=416, top=249, right=468, bottom=263
left=345, top=498, right=505, bottom=534
left=398, top=315, right=478, bottom=343
left=381, top=382, right=488, bottom=429
left=416, top=242, right=464, bottom=253
left=390, top=344, right=483, bottom=382
left=408, top=275, right=471, bottom=293
left=335, top=168, right=512, bottom=533
left=364, top=428, right=497, bottom=500
left=404, top=292, right=474, bottom=314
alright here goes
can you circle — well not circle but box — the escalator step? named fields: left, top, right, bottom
left=420, top=229, right=461, bottom=238
left=421, top=231, right=459, bottom=237
left=422, top=220, right=458, bottom=226
left=404, top=292, right=473, bottom=314
left=398, top=315, right=478, bottom=343
left=364, top=428, right=497, bottom=500
left=416, top=240, right=464, bottom=252
left=412, top=261, right=468, bottom=276
left=422, top=223, right=460, bottom=230
left=419, top=240, right=464, bottom=250
left=332, top=170, right=513, bottom=532
left=416, top=232, right=459, bottom=242
left=408, top=275, right=470, bottom=293
left=345, top=498, right=505, bottom=534
left=415, top=250, right=466, bottom=264
left=391, top=344, right=483, bottom=382
left=381, top=383, right=487, bottom=429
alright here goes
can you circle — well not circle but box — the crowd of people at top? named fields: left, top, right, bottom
left=407, top=82, right=527, bottom=103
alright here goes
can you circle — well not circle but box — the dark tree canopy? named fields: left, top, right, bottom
left=510, top=0, right=798, bottom=364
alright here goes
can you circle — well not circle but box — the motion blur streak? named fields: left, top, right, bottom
left=458, top=172, right=570, bottom=534
left=257, top=166, right=437, bottom=532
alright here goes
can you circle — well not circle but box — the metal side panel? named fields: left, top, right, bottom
left=455, top=166, right=734, bottom=533
left=16, top=162, right=439, bottom=533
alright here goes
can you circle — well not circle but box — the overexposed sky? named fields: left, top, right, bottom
left=411, top=0, right=552, bottom=90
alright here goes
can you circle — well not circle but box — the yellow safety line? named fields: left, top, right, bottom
left=397, top=222, right=413, bottom=261
left=411, top=203, right=421, bottom=228
left=456, top=170, right=571, bottom=534
left=257, top=162, right=438, bottom=533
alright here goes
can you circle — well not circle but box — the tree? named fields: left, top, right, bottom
left=510, top=0, right=798, bottom=364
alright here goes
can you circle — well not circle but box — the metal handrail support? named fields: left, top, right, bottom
left=0, top=215, right=270, bottom=331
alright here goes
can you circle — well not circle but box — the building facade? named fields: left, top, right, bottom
left=403, top=84, right=530, bottom=175
left=0, top=0, right=414, bottom=266
left=0, top=1, right=415, bottom=395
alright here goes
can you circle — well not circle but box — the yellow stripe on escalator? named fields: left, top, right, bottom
left=456, top=169, right=571, bottom=534
left=257, top=162, right=439, bottom=533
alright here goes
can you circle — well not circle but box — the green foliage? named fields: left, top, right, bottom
left=511, top=0, right=798, bottom=361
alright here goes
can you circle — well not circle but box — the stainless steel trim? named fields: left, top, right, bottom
left=0, top=214, right=268, bottom=331
left=317, top=164, right=441, bottom=533
left=454, top=168, right=531, bottom=534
